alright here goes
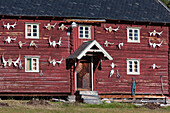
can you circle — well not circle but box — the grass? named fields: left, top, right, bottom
left=0, top=100, right=170, bottom=113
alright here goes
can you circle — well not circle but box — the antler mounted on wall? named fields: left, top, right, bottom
left=149, top=39, right=163, bottom=48
left=109, top=62, right=117, bottom=78
left=3, top=22, right=17, bottom=30
left=1, top=54, right=7, bottom=67
left=44, top=23, right=57, bottom=30
left=59, top=24, right=68, bottom=30
left=149, top=30, right=163, bottom=37
left=29, top=41, right=38, bottom=48
left=118, top=42, right=124, bottom=49
left=49, top=37, right=62, bottom=48
left=18, top=41, right=26, bottom=49
left=104, top=25, right=119, bottom=32
left=12, top=55, right=20, bottom=67
left=4, top=36, right=17, bottom=43
left=1, top=54, right=22, bottom=68
left=151, top=64, right=161, bottom=69
left=104, top=40, right=114, bottom=47
left=110, top=63, right=117, bottom=69
left=48, top=56, right=63, bottom=66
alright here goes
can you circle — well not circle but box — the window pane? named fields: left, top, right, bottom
left=33, top=33, right=37, bottom=36
left=80, top=35, right=83, bottom=37
left=134, top=30, right=138, bottom=33
left=135, top=69, right=138, bottom=72
left=33, top=25, right=37, bottom=28
left=27, top=32, right=31, bottom=36
left=85, top=27, right=89, bottom=30
left=129, top=33, right=132, bottom=36
left=85, top=35, right=89, bottom=38
left=32, top=59, right=37, bottom=71
left=80, top=27, right=83, bottom=30
left=129, top=69, right=132, bottom=72
left=129, top=61, right=132, bottom=64
left=85, top=31, right=88, bottom=34
left=129, top=30, right=132, bottom=33
left=33, top=29, right=37, bottom=32
left=27, top=25, right=31, bottom=29
left=27, top=58, right=31, bottom=71
left=27, top=25, right=31, bottom=36
left=80, top=31, right=83, bottom=33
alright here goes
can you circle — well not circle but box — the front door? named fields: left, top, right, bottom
left=76, top=59, right=92, bottom=91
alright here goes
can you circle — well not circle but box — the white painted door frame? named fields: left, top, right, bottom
left=75, top=57, right=94, bottom=91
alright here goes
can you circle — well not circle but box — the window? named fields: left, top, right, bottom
left=25, top=23, right=39, bottom=39
left=79, top=25, right=91, bottom=39
left=25, top=56, right=40, bottom=72
left=127, top=27, right=140, bottom=43
left=127, top=59, right=140, bottom=75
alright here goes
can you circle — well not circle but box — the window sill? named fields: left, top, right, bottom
left=127, top=73, right=140, bottom=75
left=25, top=70, right=39, bottom=73
left=79, top=38, right=91, bottom=39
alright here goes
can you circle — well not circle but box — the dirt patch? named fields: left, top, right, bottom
left=26, top=99, right=51, bottom=106
left=144, top=103, right=160, bottom=109
left=0, top=102, right=9, bottom=107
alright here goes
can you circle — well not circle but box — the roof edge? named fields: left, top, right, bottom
left=158, top=0, right=170, bottom=12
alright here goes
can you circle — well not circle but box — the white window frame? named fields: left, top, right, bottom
left=25, top=56, right=40, bottom=72
left=79, top=25, right=91, bottom=39
left=127, top=27, right=140, bottom=43
left=25, top=23, right=39, bottom=39
left=127, top=59, right=140, bottom=75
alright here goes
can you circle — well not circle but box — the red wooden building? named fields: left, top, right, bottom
left=0, top=0, right=169, bottom=99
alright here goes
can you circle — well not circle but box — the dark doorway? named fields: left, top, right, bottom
left=76, top=59, right=92, bottom=91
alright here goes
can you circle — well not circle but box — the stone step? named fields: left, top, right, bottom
left=81, top=95, right=100, bottom=99
left=166, top=99, right=170, bottom=104
left=83, top=99, right=102, bottom=105
left=79, top=91, right=98, bottom=96
left=68, top=95, right=76, bottom=103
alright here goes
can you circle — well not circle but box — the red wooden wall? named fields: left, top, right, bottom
left=0, top=17, right=169, bottom=96
left=0, top=19, right=70, bottom=94
left=94, top=23, right=169, bottom=95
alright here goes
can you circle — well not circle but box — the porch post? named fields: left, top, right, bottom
left=91, top=57, right=94, bottom=91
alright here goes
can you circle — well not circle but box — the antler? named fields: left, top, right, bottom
left=51, top=23, right=57, bottom=28
left=56, top=37, right=62, bottom=46
left=49, top=36, right=52, bottom=46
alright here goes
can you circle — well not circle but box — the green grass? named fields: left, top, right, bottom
left=83, top=101, right=137, bottom=108
left=0, top=100, right=170, bottom=113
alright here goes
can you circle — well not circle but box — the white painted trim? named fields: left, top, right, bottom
left=75, top=62, right=77, bottom=91
left=127, top=27, right=140, bottom=43
left=158, top=0, right=170, bottom=13
left=79, top=25, right=91, bottom=39
left=77, top=40, right=113, bottom=60
left=25, top=23, right=39, bottom=39
left=127, top=59, right=140, bottom=75
left=25, top=56, right=40, bottom=72
left=91, top=57, right=94, bottom=91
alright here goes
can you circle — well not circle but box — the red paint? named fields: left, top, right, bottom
left=0, top=18, right=169, bottom=96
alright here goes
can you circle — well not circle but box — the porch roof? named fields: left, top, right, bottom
left=67, top=40, right=113, bottom=60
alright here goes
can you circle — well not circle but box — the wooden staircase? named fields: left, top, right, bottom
left=76, top=91, right=102, bottom=104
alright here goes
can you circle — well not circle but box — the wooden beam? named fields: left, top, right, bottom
left=0, top=93, right=69, bottom=96
left=65, top=19, right=106, bottom=23
left=99, top=95, right=166, bottom=99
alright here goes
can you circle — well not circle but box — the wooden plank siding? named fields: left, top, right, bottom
left=94, top=23, right=169, bottom=95
left=0, top=19, right=70, bottom=93
left=0, top=18, right=169, bottom=96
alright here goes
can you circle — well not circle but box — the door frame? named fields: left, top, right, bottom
left=75, top=57, right=94, bottom=91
